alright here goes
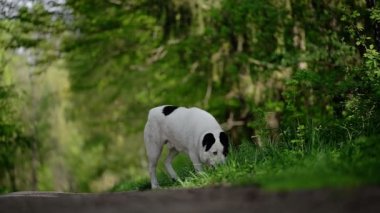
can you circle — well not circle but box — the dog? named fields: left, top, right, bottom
left=144, top=105, right=229, bottom=189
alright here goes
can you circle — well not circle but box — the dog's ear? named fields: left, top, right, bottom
left=202, top=133, right=215, bottom=152
left=220, top=132, right=229, bottom=156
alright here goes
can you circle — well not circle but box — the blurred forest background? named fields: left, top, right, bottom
left=0, top=0, right=379, bottom=192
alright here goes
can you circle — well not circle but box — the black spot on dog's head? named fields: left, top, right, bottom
left=162, top=105, right=178, bottom=116
left=202, top=133, right=215, bottom=152
left=220, top=132, right=229, bottom=156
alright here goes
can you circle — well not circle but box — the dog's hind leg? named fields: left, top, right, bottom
left=144, top=120, right=163, bottom=189
left=165, top=148, right=179, bottom=180
left=148, top=148, right=162, bottom=189
left=145, top=142, right=162, bottom=189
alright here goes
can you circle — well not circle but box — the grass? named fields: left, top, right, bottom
left=111, top=134, right=380, bottom=192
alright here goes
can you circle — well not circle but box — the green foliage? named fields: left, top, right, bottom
left=1, top=0, right=380, bottom=192
left=0, top=39, right=32, bottom=193
left=113, top=134, right=380, bottom=191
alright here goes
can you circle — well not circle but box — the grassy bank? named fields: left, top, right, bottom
left=112, top=135, right=380, bottom=192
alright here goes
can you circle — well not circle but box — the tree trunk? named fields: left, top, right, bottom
left=8, top=168, right=17, bottom=191
left=31, top=138, right=38, bottom=190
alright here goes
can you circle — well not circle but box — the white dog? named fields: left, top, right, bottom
left=144, top=105, right=229, bottom=189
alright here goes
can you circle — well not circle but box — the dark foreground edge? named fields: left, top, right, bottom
left=1, top=186, right=380, bottom=213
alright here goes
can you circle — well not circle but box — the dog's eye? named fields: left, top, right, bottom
left=212, top=151, right=217, bottom=155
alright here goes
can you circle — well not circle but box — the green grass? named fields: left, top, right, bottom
left=111, top=135, right=380, bottom=192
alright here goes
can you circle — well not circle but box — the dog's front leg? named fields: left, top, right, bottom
left=189, top=153, right=203, bottom=173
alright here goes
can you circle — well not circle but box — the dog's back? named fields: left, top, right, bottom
left=144, top=105, right=221, bottom=150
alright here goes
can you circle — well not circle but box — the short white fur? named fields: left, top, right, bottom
left=144, top=106, right=227, bottom=189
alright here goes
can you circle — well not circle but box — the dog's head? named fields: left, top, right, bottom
left=200, top=131, right=229, bottom=166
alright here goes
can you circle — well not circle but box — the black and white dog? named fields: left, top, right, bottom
left=144, top=105, right=229, bottom=189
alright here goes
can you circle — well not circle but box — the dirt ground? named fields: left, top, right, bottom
left=1, top=186, right=380, bottom=213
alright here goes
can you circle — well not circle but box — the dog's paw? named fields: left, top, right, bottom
left=171, top=177, right=182, bottom=183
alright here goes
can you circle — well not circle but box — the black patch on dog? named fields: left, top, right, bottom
left=162, top=105, right=178, bottom=116
left=202, top=133, right=215, bottom=152
left=220, top=132, right=229, bottom=156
